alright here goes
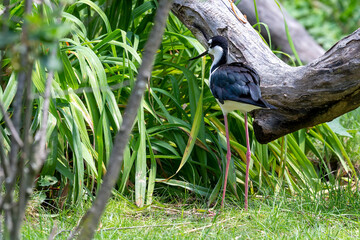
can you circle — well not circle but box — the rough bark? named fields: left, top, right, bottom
left=172, top=0, right=360, bottom=143
left=237, top=0, right=325, bottom=63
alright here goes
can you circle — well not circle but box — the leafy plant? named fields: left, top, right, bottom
left=281, top=0, right=360, bottom=49
left=0, top=0, right=357, bottom=216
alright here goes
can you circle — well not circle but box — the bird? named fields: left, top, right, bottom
left=190, top=36, right=275, bottom=210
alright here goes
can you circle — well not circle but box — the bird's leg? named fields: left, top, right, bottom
left=244, top=112, right=250, bottom=211
left=221, top=113, right=231, bottom=209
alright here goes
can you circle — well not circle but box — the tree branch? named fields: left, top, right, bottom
left=73, top=1, right=173, bottom=239
left=0, top=103, right=23, bottom=148
left=172, top=0, right=360, bottom=143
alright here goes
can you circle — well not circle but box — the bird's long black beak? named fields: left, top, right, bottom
left=189, top=50, right=208, bottom=60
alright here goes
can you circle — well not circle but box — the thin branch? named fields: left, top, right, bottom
left=11, top=27, right=35, bottom=240
left=0, top=109, right=11, bottom=179
left=0, top=134, right=9, bottom=209
left=36, top=50, right=56, bottom=162
left=184, top=217, right=236, bottom=233
left=8, top=60, right=25, bottom=171
left=15, top=48, right=57, bottom=240
left=0, top=103, right=24, bottom=148
left=12, top=51, right=56, bottom=234
left=57, top=222, right=191, bottom=239
left=3, top=0, right=33, bottom=238
left=97, top=223, right=192, bottom=231
left=73, top=1, right=173, bottom=239
left=47, top=224, right=58, bottom=240
left=5, top=1, right=37, bottom=239
left=0, top=0, right=10, bottom=220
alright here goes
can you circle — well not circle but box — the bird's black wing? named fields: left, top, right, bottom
left=210, top=62, right=274, bottom=108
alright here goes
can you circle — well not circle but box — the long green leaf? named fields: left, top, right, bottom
left=135, top=99, right=146, bottom=207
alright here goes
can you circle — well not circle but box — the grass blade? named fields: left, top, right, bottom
left=135, top=99, right=146, bottom=207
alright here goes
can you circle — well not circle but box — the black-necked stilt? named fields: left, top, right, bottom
left=191, top=36, right=275, bottom=210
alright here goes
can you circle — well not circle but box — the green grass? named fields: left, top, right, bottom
left=339, top=108, right=360, bottom=166
left=2, top=1, right=360, bottom=237
left=23, top=186, right=360, bottom=239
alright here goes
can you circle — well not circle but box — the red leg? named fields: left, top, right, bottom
left=221, top=113, right=231, bottom=209
left=244, top=112, right=251, bottom=211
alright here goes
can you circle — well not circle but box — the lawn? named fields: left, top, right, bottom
left=23, top=187, right=360, bottom=239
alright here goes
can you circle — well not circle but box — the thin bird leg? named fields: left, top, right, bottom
left=221, top=113, right=231, bottom=209
left=244, top=112, right=250, bottom=211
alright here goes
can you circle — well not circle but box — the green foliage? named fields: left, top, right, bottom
left=281, top=0, right=360, bottom=49
left=0, top=0, right=358, bottom=211
left=280, top=0, right=360, bottom=167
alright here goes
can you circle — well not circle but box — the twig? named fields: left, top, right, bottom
left=17, top=47, right=57, bottom=240
left=36, top=51, right=56, bottom=162
left=151, top=205, right=182, bottom=212
left=15, top=9, right=36, bottom=237
left=15, top=68, right=54, bottom=238
left=228, top=0, right=247, bottom=23
left=47, top=224, right=58, bottom=240
left=0, top=106, right=11, bottom=179
left=184, top=217, right=236, bottom=233
left=0, top=0, right=9, bottom=193
left=57, top=222, right=191, bottom=238
left=0, top=102, right=24, bottom=148
left=73, top=1, right=174, bottom=239
left=4, top=0, right=33, bottom=238
left=100, top=222, right=192, bottom=231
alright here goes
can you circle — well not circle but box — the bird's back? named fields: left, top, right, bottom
left=209, top=62, right=274, bottom=113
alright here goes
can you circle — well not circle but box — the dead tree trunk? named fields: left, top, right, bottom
left=237, top=0, right=325, bottom=63
left=172, top=0, right=360, bottom=143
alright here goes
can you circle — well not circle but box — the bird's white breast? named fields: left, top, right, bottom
left=209, top=46, right=223, bottom=67
left=219, top=100, right=261, bottom=114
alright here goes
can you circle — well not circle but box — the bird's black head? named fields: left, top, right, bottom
left=190, top=35, right=228, bottom=61
left=207, top=36, right=228, bottom=52
left=207, top=36, right=228, bottom=63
